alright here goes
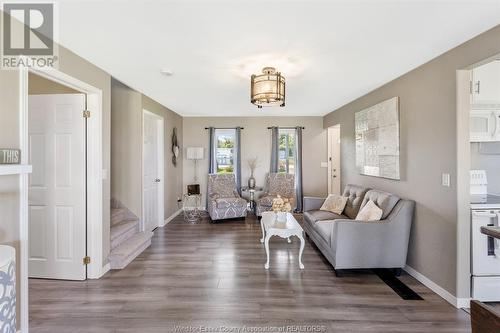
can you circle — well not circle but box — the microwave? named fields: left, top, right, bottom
left=470, top=109, right=500, bottom=142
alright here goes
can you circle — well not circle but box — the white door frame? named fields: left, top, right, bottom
left=19, top=66, right=104, bottom=332
left=142, top=109, right=165, bottom=231
left=456, top=69, right=473, bottom=307
left=327, top=125, right=341, bottom=195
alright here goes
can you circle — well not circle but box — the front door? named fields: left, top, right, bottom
left=143, top=110, right=164, bottom=232
left=28, top=94, right=87, bottom=280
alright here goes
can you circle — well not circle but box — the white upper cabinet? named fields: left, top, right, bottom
left=471, top=60, right=500, bottom=105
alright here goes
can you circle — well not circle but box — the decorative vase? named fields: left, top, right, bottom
left=248, top=175, right=256, bottom=189
left=276, top=211, right=287, bottom=223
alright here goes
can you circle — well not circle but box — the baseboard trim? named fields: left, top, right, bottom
left=162, top=208, right=183, bottom=227
left=404, top=265, right=465, bottom=308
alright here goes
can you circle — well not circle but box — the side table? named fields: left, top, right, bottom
left=241, top=186, right=263, bottom=213
left=183, top=194, right=201, bottom=222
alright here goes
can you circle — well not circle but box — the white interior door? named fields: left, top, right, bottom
left=328, top=126, right=341, bottom=195
left=28, top=94, right=87, bottom=280
left=143, top=110, right=164, bottom=232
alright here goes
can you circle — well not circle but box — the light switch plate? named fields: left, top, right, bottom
left=320, top=162, right=328, bottom=168
left=442, top=173, right=450, bottom=187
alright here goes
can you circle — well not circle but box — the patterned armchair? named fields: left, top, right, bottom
left=207, top=174, right=248, bottom=221
left=256, top=173, right=295, bottom=216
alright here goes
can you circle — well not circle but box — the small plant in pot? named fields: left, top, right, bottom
left=247, top=157, right=258, bottom=189
left=271, top=195, right=292, bottom=223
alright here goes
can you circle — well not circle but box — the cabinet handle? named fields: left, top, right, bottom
left=492, top=112, right=498, bottom=138
left=475, top=81, right=480, bottom=94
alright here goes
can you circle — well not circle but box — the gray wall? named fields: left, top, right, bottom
left=0, top=47, right=112, bottom=330
left=182, top=117, right=327, bottom=203
left=323, top=25, right=500, bottom=296
left=111, top=80, right=143, bottom=216
left=111, top=79, right=184, bottom=220
left=28, top=73, right=80, bottom=94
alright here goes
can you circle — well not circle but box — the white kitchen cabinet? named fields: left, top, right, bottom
left=470, top=109, right=500, bottom=142
left=471, top=60, right=500, bottom=105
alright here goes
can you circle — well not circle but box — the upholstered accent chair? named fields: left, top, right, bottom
left=207, top=174, right=248, bottom=221
left=256, top=173, right=295, bottom=216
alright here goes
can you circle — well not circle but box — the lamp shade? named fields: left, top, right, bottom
left=251, top=67, right=285, bottom=108
left=186, top=147, right=204, bottom=160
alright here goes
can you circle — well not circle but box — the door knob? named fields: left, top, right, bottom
left=154, top=178, right=161, bottom=183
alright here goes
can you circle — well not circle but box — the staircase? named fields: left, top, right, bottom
left=109, top=199, right=153, bottom=270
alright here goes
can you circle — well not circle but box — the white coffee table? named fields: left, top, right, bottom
left=260, top=211, right=305, bottom=270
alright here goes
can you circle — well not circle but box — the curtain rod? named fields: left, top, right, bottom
left=204, top=127, right=244, bottom=129
left=267, top=126, right=305, bottom=129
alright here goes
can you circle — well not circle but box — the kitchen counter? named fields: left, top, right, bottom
left=481, top=226, right=500, bottom=240
left=471, top=195, right=500, bottom=210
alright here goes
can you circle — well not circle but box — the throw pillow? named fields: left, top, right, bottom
left=355, top=200, right=383, bottom=221
left=320, top=194, right=348, bottom=215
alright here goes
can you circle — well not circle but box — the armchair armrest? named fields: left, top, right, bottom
left=208, top=193, right=220, bottom=201
left=303, top=196, right=326, bottom=211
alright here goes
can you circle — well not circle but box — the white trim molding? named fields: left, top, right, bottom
left=19, top=65, right=30, bottom=333
left=19, top=66, right=105, bottom=332
left=404, top=265, right=468, bottom=308
left=162, top=208, right=183, bottom=227
left=0, top=165, right=32, bottom=176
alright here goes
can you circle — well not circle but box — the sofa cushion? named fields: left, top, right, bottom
left=342, top=184, right=369, bottom=219
left=216, top=197, right=247, bottom=209
left=360, top=190, right=400, bottom=219
left=314, top=221, right=334, bottom=246
left=304, top=210, right=348, bottom=223
left=320, top=194, right=348, bottom=215
left=355, top=200, right=383, bottom=221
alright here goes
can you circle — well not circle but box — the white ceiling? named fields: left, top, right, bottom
left=56, top=0, right=500, bottom=117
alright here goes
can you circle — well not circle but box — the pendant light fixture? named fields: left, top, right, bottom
left=250, top=67, right=285, bottom=108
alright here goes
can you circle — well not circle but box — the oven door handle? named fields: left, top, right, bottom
left=472, top=211, right=497, bottom=218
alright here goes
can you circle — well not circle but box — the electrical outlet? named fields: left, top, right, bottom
left=442, top=173, right=451, bottom=187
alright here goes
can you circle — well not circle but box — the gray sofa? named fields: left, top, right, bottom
left=303, top=184, right=415, bottom=275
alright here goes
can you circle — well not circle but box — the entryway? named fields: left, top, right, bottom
left=327, top=125, right=341, bottom=195
left=142, top=110, right=165, bottom=232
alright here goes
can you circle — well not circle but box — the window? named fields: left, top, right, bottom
left=278, top=129, right=295, bottom=174
left=215, top=129, right=236, bottom=173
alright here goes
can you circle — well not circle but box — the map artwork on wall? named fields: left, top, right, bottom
left=355, top=97, right=400, bottom=180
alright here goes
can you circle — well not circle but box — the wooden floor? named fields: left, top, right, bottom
left=29, top=214, right=471, bottom=332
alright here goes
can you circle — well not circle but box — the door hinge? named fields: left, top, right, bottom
left=83, top=110, right=91, bottom=118
left=83, top=256, right=91, bottom=265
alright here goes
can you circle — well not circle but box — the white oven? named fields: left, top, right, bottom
left=471, top=209, right=500, bottom=301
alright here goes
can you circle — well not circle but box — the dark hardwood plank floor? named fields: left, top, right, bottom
left=29, top=214, right=471, bottom=332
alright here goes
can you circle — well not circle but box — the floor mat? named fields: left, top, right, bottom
left=373, top=268, right=424, bottom=300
